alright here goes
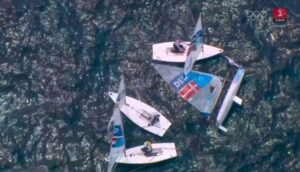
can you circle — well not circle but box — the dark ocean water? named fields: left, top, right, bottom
left=0, top=0, right=300, bottom=172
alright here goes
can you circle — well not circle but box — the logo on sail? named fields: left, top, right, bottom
left=112, top=125, right=125, bottom=148
left=112, top=137, right=125, bottom=148
left=192, top=30, right=203, bottom=45
left=113, top=125, right=123, bottom=136
left=187, top=31, right=203, bottom=56
left=178, top=80, right=200, bottom=101
left=171, top=74, right=189, bottom=91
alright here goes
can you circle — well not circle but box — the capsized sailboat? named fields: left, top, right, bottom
left=152, top=14, right=223, bottom=63
left=152, top=63, right=224, bottom=117
left=107, top=87, right=177, bottom=171
left=216, top=62, right=245, bottom=132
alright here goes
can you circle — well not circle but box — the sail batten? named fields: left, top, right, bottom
left=153, top=63, right=224, bottom=116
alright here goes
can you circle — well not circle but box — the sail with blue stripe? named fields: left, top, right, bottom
left=108, top=76, right=126, bottom=172
left=153, top=63, right=224, bottom=117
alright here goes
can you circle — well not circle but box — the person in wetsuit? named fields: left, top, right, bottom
left=172, top=39, right=186, bottom=53
left=148, top=114, right=160, bottom=126
left=141, top=141, right=153, bottom=156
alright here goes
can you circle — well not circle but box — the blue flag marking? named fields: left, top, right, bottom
left=192, top=30, right=203, bottom=45
left=112, top=125, right=125, bottom=148
left=202, top=112, right=210, bottom=118
left=113, top=125, right=124, bottom=137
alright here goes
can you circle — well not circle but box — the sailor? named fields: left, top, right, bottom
left=148, top=114, right=160, bottom=126
left=141, top=141, right=153, bottom=155
left=172, top=39, right=186, bottom=53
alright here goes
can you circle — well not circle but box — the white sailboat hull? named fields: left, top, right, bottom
left=116, top=143, right=177, bottom=164
left=216, top=67, right=245, bottom=132
left=152, top=42, right=223, bottom=63
left=108, top=92, right=171, bottom=137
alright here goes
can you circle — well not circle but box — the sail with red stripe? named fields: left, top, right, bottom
left=107, top=76, right=126, bottom=172
left=108, top=103, right=126, bottom=172
left=153, top=63, right=224, bottom=117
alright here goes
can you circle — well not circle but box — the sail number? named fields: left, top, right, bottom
left=171, top=74, right=188, bottom=90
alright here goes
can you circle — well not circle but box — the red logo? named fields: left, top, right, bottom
left=179, top=80, right=200, bottom=101
left=272, top=8, right=287, bottom=24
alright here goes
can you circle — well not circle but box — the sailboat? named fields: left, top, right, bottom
left=107, top=76, right=171, bottom=137
left=216, top=60, right=245, bottom=132
left=107, top=77, right=177, bottom=172
left=152, top=14, right=223, bottom=63
left=152, top=64, right=224, bottom=117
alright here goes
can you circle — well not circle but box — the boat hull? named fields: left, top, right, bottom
left=108, top=92, right=171, bottom=137
left=216, top=67, right=245, bottom=130
left=116, top=143, right=177, bottom=164
left=152, top=42, right=223, bottom=63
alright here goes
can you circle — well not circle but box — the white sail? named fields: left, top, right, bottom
left=107, top=75, right=126, bottom=131
left=184, top=14, right=204, bottom=75
left=108, top=104, right=126, bottom=172
left=192, top=14, right=203, bottom=36
left=152, top=63, right=224, bottom=117
left=116, top=75, right=126, bottom=107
